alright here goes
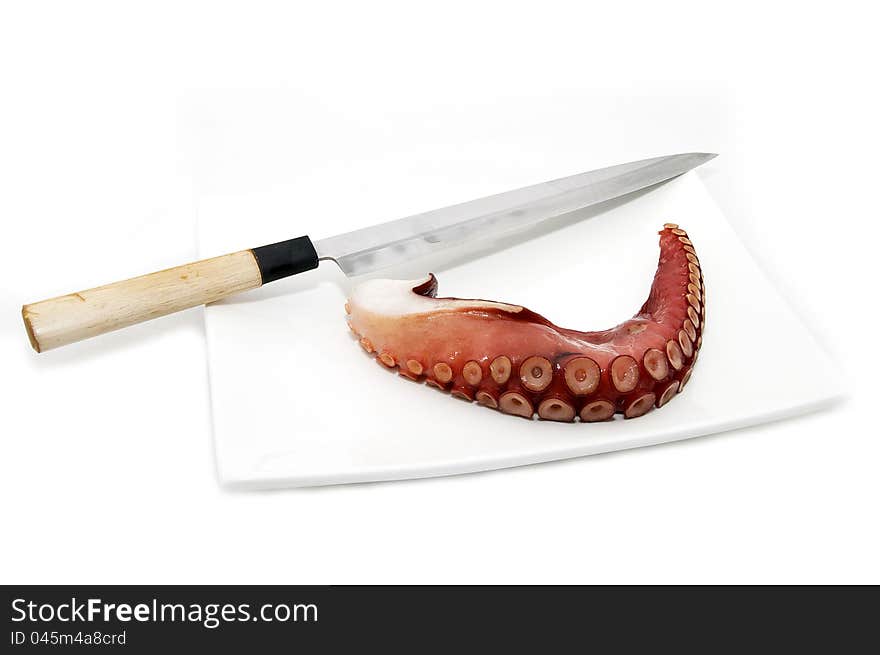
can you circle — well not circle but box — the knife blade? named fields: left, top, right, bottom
left=22, top=152, right=715, bottom=352
left=317, top=152, right=716, bottom=276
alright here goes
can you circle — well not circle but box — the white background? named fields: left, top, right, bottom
left=1, top=1, right=877, bottom=583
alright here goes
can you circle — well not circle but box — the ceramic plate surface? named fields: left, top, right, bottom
left=200, top=173, right=840, bottom=488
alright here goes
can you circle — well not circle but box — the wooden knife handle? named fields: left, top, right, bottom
left=22, top=236, right=319, bottom=352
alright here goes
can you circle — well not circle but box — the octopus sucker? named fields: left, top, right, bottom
left=476, top=390, right=499, bottom=408
left=538, top=398, right=576, bottom=422
left=499, top=391, right=533, bottom=418
left=520, top=356, right=553, bottom=392
left=656, top=380, right=679, bottom=408
left=610, top=355, right=640, bottom=393
left=563, top=357, right=600, bottom=395
left=346, top=225, right=705, bottom=422
left=679, top=367, right=694, bottom=391
left=433, top=362, right=453, bottom=384
left=666, top=340, right=684, bottom=371
left=624, top=392, right=656, bottom=419
left=678, top=330, right=693, bottom=358
left=643, top=348, right=669, bottom=382
left=462, top=360, right=483, bottom=386
left=490, top=356, right=512, bottom=384
left=580, top=400, right=615, bottom=422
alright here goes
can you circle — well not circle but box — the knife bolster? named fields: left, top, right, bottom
left=251, top=235, right=320, bottom=284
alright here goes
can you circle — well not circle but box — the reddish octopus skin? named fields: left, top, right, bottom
left=346, top=224, right=705, bottom=422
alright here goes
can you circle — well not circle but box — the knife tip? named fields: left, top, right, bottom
left=674, top=152, right=718, bottom=170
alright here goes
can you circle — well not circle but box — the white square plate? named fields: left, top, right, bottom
left=200, top=172, right=841, bottom=488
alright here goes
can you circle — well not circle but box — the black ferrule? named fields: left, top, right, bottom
left=251, top=235, right=319, bottom=284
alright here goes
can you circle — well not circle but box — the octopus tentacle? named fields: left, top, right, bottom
left=346, top=224, right=704, bottom=422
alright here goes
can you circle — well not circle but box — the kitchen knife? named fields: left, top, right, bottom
left=22, top=152, right=716, bottom=352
